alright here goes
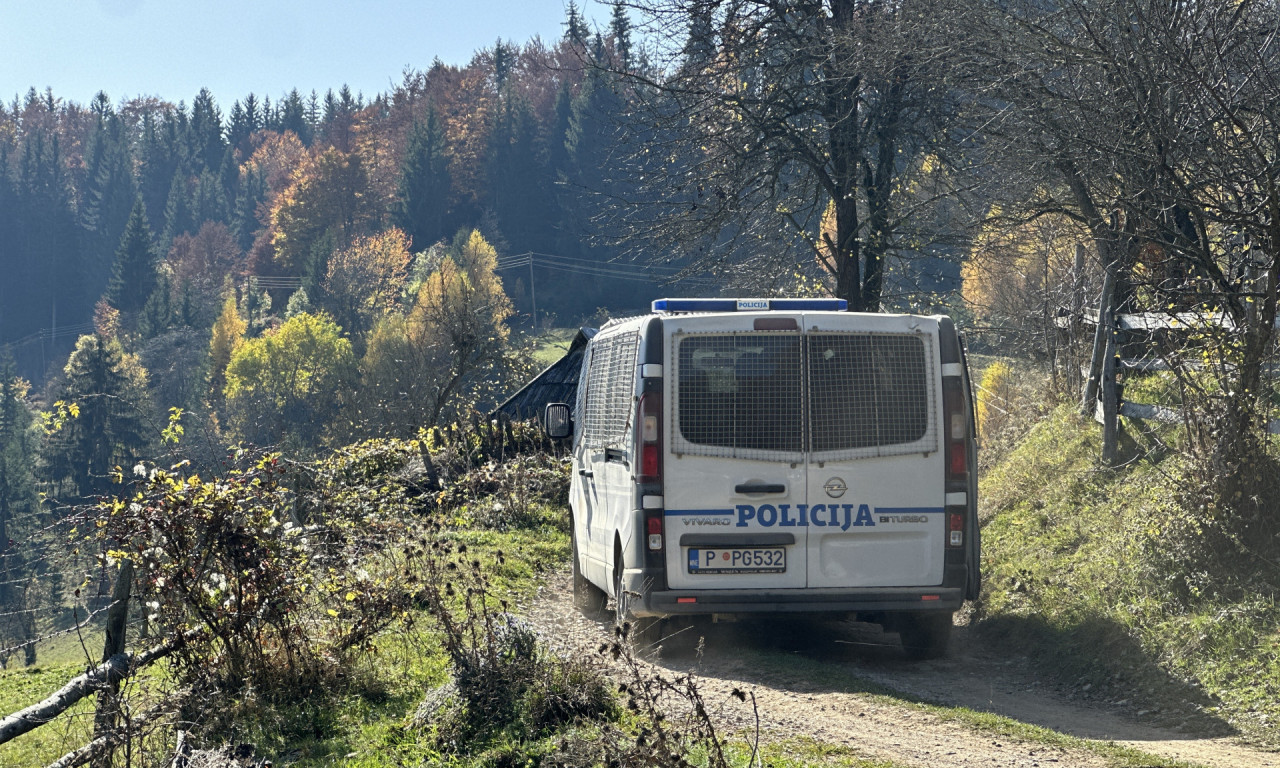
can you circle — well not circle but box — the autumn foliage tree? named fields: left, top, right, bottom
left=321, top=228, right=411, bottom=345
left=962, top=210, right=1090, bottom=356
left=224, top=311, right=357, bottom=448
left=269, top=148, right=377, bottom=275
left=359, top=230, right=515, bottom=433
left=207, top=294, right=247, bottom=405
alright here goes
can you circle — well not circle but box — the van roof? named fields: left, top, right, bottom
left=651, top=298, right=848, bottom=313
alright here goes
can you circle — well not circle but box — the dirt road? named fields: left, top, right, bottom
left=523, top=571, right=1278, bottom=768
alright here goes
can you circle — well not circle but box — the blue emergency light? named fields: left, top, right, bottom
left=651, top=298, right=848, bottom=312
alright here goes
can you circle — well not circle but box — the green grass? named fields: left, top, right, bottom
left=976, top=402, right=1280, bottom=746
left=213, top=510, right=573, bottom=768
left=0, top=663, right=97, bottom=765
left=531, top=327, right=579, bottom=366
left=721, top=736, right=907, bottom=768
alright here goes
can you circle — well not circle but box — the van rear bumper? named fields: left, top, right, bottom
left=625, top=571, right=964, bottom=616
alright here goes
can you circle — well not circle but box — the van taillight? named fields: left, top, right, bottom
left=636, top=391, right=663, bottom=485
left=950, top=442, right=966, bottom=476
left=943, top=376, right=969, bottom=548
left=943, top=378, right=969, bottom=483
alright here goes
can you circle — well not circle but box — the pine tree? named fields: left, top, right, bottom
left=493, top=39, right=513, bottom=90
left=610, top=1, right=633, bottom=70
left=232, top=165, right=266, bottom=252
left=565, top=1, right=589, bottom=48
left=139, top=272, right=173, bottom=338
left=190, top=88, right=226, bottom=173
left=683, top=3, right=716, bottom=69
left=162, top=168, right=195, bottom=244
left=550, top=81, right=574, bottom=178
left=82, top=112, right=140, bottom=277
left=194, top=169, right=229, bottom=225
left=0, top=353, right=35, bottom=605
left=227, top=99, right=251, bottom=156
left=394, top=106, right=452, bottom=251
left=279, top=89, right=312, bottom=144
left=107, top=197, right=158, bottom=314
left=40, top=334, right=150, bottom=498
left=488, top=94, right=554, bottom=252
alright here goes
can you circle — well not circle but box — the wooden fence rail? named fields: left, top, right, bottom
left=0, top=635, right=181, bottom=746
left=1095, top=400, right=1280, bottom=435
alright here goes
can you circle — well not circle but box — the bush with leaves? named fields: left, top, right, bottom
left=92, top=446, right=419, bottom=704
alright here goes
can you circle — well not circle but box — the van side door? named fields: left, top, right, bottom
left=576, top=330, right=640, bottom=588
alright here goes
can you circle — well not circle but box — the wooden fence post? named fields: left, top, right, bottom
left=91, top=559, right=132, bottom=768
left=1101, top=310, right=1119, bottom=466
left=1081, top=267, right=1118, bottom=418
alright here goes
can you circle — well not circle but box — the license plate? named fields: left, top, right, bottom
left=688, top=547, right=786, bottom=574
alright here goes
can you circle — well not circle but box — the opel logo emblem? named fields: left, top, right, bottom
left=824, top=477, right=847, bottom=498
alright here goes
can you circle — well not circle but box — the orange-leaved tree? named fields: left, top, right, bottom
left=321, top=228, right=411, bottom=345
left=269, top=148, right=377, bottom=274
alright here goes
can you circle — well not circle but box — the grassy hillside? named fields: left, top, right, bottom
left=975, top=371, right=1280, bottom=745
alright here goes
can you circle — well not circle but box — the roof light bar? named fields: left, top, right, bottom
left=651, top=298, right=848, bottom=313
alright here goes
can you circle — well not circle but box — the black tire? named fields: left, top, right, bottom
left=899, top=612, right=953, bottom=660
left=571, top=528, right=607, bottom=618
left=613, top=552, right=661, bottom=648
left=655, top=616, right=703, bottom=657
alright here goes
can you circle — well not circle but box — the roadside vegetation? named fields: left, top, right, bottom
left=2, top=421, right=853, bottom=768
left=971, top=360, right=1280, bottom=746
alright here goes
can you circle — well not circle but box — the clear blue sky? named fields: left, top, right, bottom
left=2, top=0, right=603, bottom=108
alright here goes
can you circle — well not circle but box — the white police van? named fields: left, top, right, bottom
left=544, top=298, right=980, bottom=657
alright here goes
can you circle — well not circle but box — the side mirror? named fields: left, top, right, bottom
left=544, top=403, right=573, bottom=440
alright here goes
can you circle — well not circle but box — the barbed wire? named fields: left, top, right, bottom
left=0, top=601, right=114, bottom=659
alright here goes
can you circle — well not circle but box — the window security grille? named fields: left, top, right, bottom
left=672, top=332, right=936, bottom=461
left=807, top=334, right=934, bottom=459
left=675, top=333, right=804, bottom=460
left=582, top=332, right=639, bottom=449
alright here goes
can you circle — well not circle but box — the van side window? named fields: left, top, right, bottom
left=808, top=334, right=932, bottom=453
left=582, top=332, right=639, bottom=449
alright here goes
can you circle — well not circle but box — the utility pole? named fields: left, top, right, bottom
left=528, top=256, right=538, bottom=330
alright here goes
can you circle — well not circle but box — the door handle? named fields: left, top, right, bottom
left=579, top=469, right=594, bottom=478
left=735, top=483, right=786, bottom=494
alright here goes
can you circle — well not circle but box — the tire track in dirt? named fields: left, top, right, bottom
left=522, top=570, right=1277, bottom=768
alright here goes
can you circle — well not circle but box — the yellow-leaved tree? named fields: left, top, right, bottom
left=359, top=229, right=515, bottom=433
left=224, top=312, right=356, bottom=449
left=962, top=209, right=1089, bottom=351
left=321, top=228, right=411, bottom=345
left=208, top=294, right=247, bottom=405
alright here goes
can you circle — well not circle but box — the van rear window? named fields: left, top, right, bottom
left=674, top=331, right=935, bottom=459
left=677, top=334, right=804, bottom=455
left=807, top=334, right=929, bottom=452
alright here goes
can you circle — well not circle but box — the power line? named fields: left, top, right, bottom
left=495, top=251, right=712, bottom=286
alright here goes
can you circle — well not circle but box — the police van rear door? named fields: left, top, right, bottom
left=663, top=312, right=808, bottom=591
left=802, top=313, right=947, bottom=589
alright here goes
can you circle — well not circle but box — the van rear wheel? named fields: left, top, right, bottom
left=571, top=529, right=607, bottom=617
left=898, top=612, right=953, bottom=660
left=613, top=554, right=661, bottom=648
